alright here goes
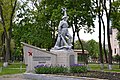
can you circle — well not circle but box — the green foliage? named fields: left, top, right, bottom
left=12, top=0, right=96, bottom=54
left=0, top=0, right=16, bottom=28
left=111, top=0, right=120, bottom=42
left=0, top=0, right=18, bottom=62
left=35, top=64, right=87, bottom=74
left=86, top=39, right=99, bottom=58
left=70, top=64, right=87, bottom=73
left=113, top=54, right=120, bottom=63
left=74, top=40, right=88, bottom=50
left=13, top=0, right=53, bottom=50
left=74, top=39, right=99, bottom=58
left=34, top=65, right=67, bottom=74
left=41, top=0, right=96, bottom=36
left=66, top=0, right=96, bottom=33
left=78, top=55, right=88, bottom=62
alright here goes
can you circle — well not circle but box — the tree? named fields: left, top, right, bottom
left=113, top=54, right=120, bottom=68
left=87, top=39, right=99, bottom=58
left=93, top=0, right=113, bottom=70
left=103, top=0, right=113, bottom=70
left=111, top=0, right=120, bottom=41
left=0, top=0, right=17, bottom=64
left=25, top=0, right=95, bottom=49
left=74, top=39, right=99, bottom=59
left=101, top=12, right=108, bottom=63
left=13, top=0, right=53, bottom=51
left=13, top=0, right=96, bottom=60
left=96, top=0, right=104, bottom=69
left=67, top=0, right=95, bottom=51
left=74, top=40, right=88, bottom=50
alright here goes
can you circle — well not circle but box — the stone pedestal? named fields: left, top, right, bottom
left=22, top=42, right=57, bottom=72
left=22, top=42, right=78, bottom=72
left=50, top=50, right=77, bottom=67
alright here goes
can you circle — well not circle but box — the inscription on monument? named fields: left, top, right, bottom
left=33, top=56, right=51, bottom=61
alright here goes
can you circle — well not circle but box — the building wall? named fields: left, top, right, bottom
left=110, top=29, right=120, bottom=56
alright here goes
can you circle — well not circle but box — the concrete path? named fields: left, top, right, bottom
left=0, top=73, right=107, bottom=80
left=0, top=74, right=30, bottom=80
left=24, top=73, right=108, bottom=80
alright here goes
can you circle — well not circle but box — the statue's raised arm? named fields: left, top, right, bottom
left=61, top=7, right=67, bottom=17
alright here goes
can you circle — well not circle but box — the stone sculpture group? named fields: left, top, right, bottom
left=53, top=8, right=72, bottom=50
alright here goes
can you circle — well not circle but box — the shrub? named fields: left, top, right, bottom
left=70, top=64, right=87, bottom=73
left=34, top=64, right=68, bottom=74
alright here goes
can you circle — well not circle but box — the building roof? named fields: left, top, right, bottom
left=74, top=49, right=89, bottom=54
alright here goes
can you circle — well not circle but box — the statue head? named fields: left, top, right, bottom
left=62, top=15, right=67, bottom=19
left=62, top=15, right=68, bottom=21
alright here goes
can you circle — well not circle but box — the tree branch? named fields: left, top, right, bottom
left=0, top=4, right=8, bottom=39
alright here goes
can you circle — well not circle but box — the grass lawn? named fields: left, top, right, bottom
left=88, top=63, right=120, bottom=72
left=0, top=62, right=26, bottom=76
left=0, top=61, right=119, bottom=76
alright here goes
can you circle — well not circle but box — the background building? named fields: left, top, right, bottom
left=110, top=29, right=120, bottom=56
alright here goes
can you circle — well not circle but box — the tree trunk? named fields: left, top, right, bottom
left=51, top=21, right=55, bottom=47
left=98, top=0, right=104, bottom=70
left=74, top=16, right=87, bottom=64
left=71, top=21, right=75, bottom=49
left=101, top=17, right=108, bottom=63
left=9, top=0, right=17, bottom=60
left=5, top=39, right=10, bottom=62
left=107, top=20, right=112, bottom=70
left=1, top=32, right=6, bottom=62
left=104, top=0, right=112, bottom=70
left=76, top=31, right=88, bottom=64
left=0, top=5, right=10, bottom=64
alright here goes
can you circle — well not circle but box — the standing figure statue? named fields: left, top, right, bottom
left=53, top=8, right=72, bottom=50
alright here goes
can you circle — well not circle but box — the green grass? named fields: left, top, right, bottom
left=7, top=63, right=26, bottom=68
left=88, top=63, right=120, bottom=72
left=0, top=62, right=119, bottom=76
left=105, top=69, right=120, bottom=72
left=0, top=68, right=26, bottom=75
left=0, top=62, right=26, bottom=76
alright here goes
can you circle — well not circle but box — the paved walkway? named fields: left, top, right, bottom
left=0, top=74, right=30, bottom=80
left=0, top=73, right=107, bottom=80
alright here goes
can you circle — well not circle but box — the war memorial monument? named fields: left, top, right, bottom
left=22, top=8, right=77, bottom=72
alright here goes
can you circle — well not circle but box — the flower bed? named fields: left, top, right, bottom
left=34, top=64, right=68, bottom=74
left=34, top=64, right=87, bottom=74
left=70, top=64, right=87, bottom=73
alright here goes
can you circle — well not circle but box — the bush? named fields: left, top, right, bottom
left=34, top=64, right=68, bottom=74
left=70, top=64, right=87, bottom=73
left=113, top=54, right=120, bottom=63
